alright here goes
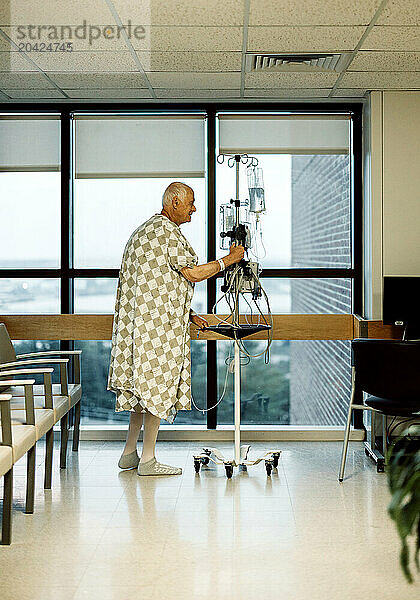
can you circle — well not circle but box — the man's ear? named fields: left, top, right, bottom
left=172, top=196, right=179, bottom=209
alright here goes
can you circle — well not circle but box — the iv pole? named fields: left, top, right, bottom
left=233, top=155, right=242, bottom=468
left=193, top=154, right=280, bottom=478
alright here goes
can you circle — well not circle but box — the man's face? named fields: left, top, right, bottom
left=175, top=189, right=196, bottom=224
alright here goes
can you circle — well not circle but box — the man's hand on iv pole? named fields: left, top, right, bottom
left=180, top=244, right=245, bottom=285
left=226, top=244, right=245, bottom=266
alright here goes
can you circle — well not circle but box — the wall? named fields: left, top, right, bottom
left=290, top=154, right=352, bottom=426
left=364, top=91, right=420, bottom=318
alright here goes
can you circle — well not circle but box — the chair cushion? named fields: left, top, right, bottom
left=365, top=395, right=420, bottom=416
left=0, top=425, right=36, bottom=462
left=0, top=445, right=13, bottom=477
left=9, top=395, right=69, bottom=423
left=10, top=409, right=55, bottom=441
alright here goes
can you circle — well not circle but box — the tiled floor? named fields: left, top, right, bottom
left=0, top=440, right=418, bottom=600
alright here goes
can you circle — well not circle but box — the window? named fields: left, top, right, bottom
left=0, top=115, right=60, bottom=268
left=214, top=112, right=355, bottom=425
left=0, top=107, right=361, bottom=429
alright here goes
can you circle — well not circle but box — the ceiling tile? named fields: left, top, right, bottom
left=0, top=1, right=116, bottom=26
left=65, top=88, right=152, bottom=98
left=0, top=50, right=37, bottom=71
left=113, top=0, right=244, bottom=26
left=361, top=26, right=420, bottom=51
left=147, top=72, right=241, bottom=89
left=0, top=71, right=55, bottom=89
left=0, top=88, right=66, bottom=98
left=245, top=71, right=338, bottom=89
left=155, top=88, right=241, bottom=98
left=376, top=0, right=420, bottom=26
left=339, top=71, right=420, bottom=88
left=2, top=25, right=127, bottom=51
left=133, top=26, right=242, bottom=52
left=249, top=0, right=381, bottom=26
left=349, top=51, right=420, bottom=71
left=48, top=72, right=147, bottom=89
left=0, top=35, right=12, bottom=51
left=26, top=51, right=138, bottom=72
left=332, top=88, right=368, bottom=97
left=138, top=51, right=242, bottom=72
left=244, top=88, right=331, bottom=97
left=247, top=26, right=365, bottom=53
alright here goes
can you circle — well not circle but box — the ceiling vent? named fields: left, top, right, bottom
left=245, top=53, right=352, bottom=73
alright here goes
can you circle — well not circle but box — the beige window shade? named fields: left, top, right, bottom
left=0, top=115, right=60, bottom=172
left=218, top=114, right=350, bottom=155
left=75, top=115, right=206, bottom=179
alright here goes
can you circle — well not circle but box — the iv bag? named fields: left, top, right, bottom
left=247, top=167, right=265, bottom=213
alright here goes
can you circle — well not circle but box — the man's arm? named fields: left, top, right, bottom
left=181, top=245, right=244, bottom=284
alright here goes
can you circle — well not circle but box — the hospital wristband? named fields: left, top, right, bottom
left=217, top=258, right=225, bottom=272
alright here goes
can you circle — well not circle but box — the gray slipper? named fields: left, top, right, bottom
left=137, top=457, right=182, bottom=476
left=118, top=450, right=140, bottom=470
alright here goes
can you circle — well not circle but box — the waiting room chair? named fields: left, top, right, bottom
left=339, top=339, right=420, bottom=482
left=0, top=323, right=82, bottom=481
left=0, top=393, right=14, bottom=544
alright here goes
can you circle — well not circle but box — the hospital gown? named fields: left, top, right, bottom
left=107, top=213, right=198, bottom=423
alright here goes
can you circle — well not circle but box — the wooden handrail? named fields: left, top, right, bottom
left=0, top=314, right=403, bottom=341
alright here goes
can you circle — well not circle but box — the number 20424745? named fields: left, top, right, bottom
left=18, top=42, right=73, bottom=52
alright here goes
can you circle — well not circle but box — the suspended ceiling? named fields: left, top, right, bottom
left=0, top=0, right=418, bottom=102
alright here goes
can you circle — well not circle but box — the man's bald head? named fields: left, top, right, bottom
left=162, top=182, right=193, bottom=208
left=161, top=182, right=196, bottom=226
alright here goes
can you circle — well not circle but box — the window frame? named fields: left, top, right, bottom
left=0, top=101, right=363, bottom=429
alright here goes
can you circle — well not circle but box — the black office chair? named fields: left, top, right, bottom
left=339, top=339, right=420, bottom=482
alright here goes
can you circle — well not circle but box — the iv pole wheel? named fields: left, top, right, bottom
left=225, top=463, right=234, bottom=479
left=201, top=449, right=211, bottom=465
left=272, top=452, right=280, bottom=469
left=265, top=460, right=273, bottom=477
left=193, top=458, right=201, bottom=474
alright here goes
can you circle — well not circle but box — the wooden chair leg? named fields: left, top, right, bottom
left=60, top=413, right=68, bottom=469
left=44, top=428, right=54, bottom=489
left=1, top=467, right=13, bottom=545
left=25, top=445, right=36, bottom=514
left=72, top=401, right=81, bottom=452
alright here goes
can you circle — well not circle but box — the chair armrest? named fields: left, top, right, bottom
left=0, top=393, right=12, bottom=446
left=0, top=359, right=69, bottom=369
left=0, top=380, right=36, bottom=425
left=16, top=351, right=82, bottom=358
left=0, top=360, right=69, bottom=396
left=0, top=370, right=54, bottom=410
left=16, top=351, right=82, bottom=384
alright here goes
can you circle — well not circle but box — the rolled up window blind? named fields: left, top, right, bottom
left=75, top=114, right=206, bottom=178
left=218, top=114, right=350, bottom=155
left=0, top=114, right=60, bottom=171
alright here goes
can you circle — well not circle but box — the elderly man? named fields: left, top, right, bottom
left=108, top=182, right=244, bottom=475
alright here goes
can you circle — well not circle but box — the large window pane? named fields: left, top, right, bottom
left=74, top=277, right=206, bottom=315
left=216, top=112, right=351, bottom=270
left=217, top=340, right=290, bottom=425
left=74, top=177, right=206, bottom=269
left=216, top=339, right=351, bottom=426
left=0, top=279, right=60, bottom=313
left=0, top=172, right=60, bottom=268
left=216, top=278, right=351, bottom=314
left=74, top=278, right=118, bottom=314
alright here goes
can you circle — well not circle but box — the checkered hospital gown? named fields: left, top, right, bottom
left=107, top=214, right=198, bottom=423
